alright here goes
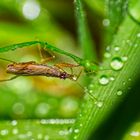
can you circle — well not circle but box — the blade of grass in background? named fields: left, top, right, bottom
left=103, top=0, right=128, bottom=46
left=74, top=0, right=97, bottom=61
left=84, top=0, right=105, bottom=17
left=70, top=3, right=140, bottom=140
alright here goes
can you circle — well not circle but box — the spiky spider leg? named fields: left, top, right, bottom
left=38, top=43, right=55, bottom=64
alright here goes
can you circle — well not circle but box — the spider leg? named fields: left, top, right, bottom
left=0, top=75, right=19, bottom=82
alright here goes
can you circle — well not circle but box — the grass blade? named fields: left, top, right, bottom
left=74, top=0, right=97, bottom=61
left=70, top=14, right=140, bottom=140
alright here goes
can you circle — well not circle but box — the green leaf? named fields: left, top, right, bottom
left=74, top=0, right=97, bottom=61
left=70, top=13, right=140, bottom=140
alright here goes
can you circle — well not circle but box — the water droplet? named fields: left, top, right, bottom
left=102, top=19, right=110, bottom=26
left=11, top=120, right=18, bottom=126
left=106, top=46, right=111, bottom=51
left=26, top=131, right=32, bottom=137
left=114, top=47, right=120, bottom=51
left=89, top=89, right=93, bottom=94
left=89, top=84, right=94, bottom=88
left=99, top=75, right=109, bottom=85
left=12, top=102, right=25, bottom=115
left=80, top=123, right=83, bottom=127
left=126, top=39, right=130, bottom=44
left=12, top=128, right=18, bottom=135
left=74, top=129, right=79, bottom=133
left=22, top=0, right=40, bottom=20
left=130, top=131, right=140, bottom=137
left=44, top=135, right=49, bottom=140
left=137, top=33, right=140, bottom=37
left=59, top=97, right=79, bottom=117
left=134, top=44, right=138, bottom=47
left=59, top=130, right=69, bottom=136
left=35, top=102, right=50, bottom=117
left=122, top=56, right=128, bottom=61
left=122, top=81, right=126, bottom=85
left=128, top=78, right=132, bottom=81
left=117, top=90, right=123, bottom=96
left=110, top=77, right=115, bottom=81
left=18, top=134, right=27, bottom=139
left=37, top=133, right=43, bottom=139
left=104, top=52, right=111, bottom=58
left=95, top=101, right=103, bottom=108
left=0, top=129, right=8, bottom=136
left=110, top=57, right=124, bottom=71
left=69, top=128, right=73, bottom=133
left=74, top=135, right=78, bottom=139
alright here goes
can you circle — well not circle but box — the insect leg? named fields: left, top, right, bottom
left=54, top=62, right=79, bottom=73
left=0, top=75, right=19, bottom=82
left=38, top=44, right=55, bottom=64
left=0, top=57, right=16, bottom=63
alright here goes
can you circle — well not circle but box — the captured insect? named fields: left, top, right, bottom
left=0, top=41, right=99, bottom=73
left=0, top=41, right=98, bottom=100
left=0, top=45, right=82, bottom=82
left=0, top=58, right=82, bottom=82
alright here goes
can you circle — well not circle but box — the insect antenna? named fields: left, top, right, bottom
left=0, top=57, right=15, bottom=63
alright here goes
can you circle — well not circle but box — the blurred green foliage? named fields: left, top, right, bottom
left=0, top=0, right=83, bottom=139
left=0, top=0, right=140, bottom=140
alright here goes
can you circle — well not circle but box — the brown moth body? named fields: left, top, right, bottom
left=6, top=61, right=77, bottom=81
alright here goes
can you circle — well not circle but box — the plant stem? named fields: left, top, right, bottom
left=74, top=0, right=97, bottom=61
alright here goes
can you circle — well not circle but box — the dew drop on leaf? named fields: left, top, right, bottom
left=95, top=101, right=103, bottom=108
left=11, top=120, right=18, bottom=126
left=99, top=75, right=109, bottom=85
left=128, top=78, right=132, bottom=81
left=102, top=19, right=110, bottom=26
left=110, top=76, right=115, bottom=81
left=110, top=57, right=124, bottom=71
left=12, top=128, right=18, bottom=135
left=117, top=90, right=123, bottom=96
left=0, top=129, right=8, bottom=136
left=114, top=47, right=120, bottom=51
left=74, top=129, right=79, bottom=133
left=104, top=52, right=111, bottom=58
left=122, top=56, right=128, bottom=61
left=130, top=131, right=140, bottom=137
left=137, top=33, right=140, bottom=37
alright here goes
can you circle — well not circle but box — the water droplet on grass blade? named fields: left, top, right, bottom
left=11, top=120, right=18, bottom=126
left=137, top=33, right=140, bottom=37
left=12, top=128, right=18, bottom=135
left=117, top=90, right=123, bottom=96
left=104, top=52, right=111, bottom=58
left=95, top=101, right=103, bottom=108
left=110, top=57, right=124, bottom=71
left=130, top=131, right=140, bottom=137
left=74, top=129, right=79, bottom=133
left=110, top=77, right=115, bottom=81
left=102, top=19, right=110, bottom=26
left=114, top=47, right=120, bottom=51
left=0, top=129, right=8, bottom=136
left=99, top=75, right=109, bottom=85
left=122, top=56, right=128, bottom=61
